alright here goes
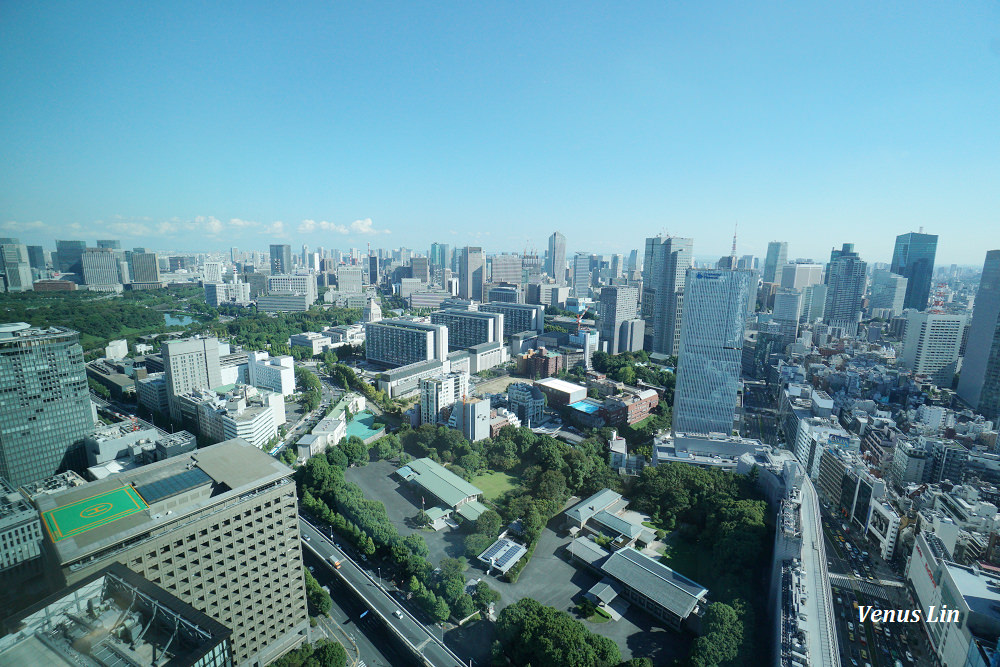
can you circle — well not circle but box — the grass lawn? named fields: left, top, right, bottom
left=659, top=532, right=711, bottom=587
left=473, top=471, right=518, bottom=500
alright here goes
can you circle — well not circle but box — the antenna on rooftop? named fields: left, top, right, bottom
left=730, top=223, right=738, bottom=266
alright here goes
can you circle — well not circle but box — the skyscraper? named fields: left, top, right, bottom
left=81, top=248, right=122, bottom=286
left=459, top=246, right=484, bottom=301
left=26, top=245, right=45, bottom=270
left=368, top=254, right=380, bottom=285
left=96, top=239, right=121, bottom=250
left=162, top=337, right=223, bottom=421
left=430, top=242, right=451, bottom=269
left=547, top=232, right=567, bottom=285
left=269, top=244, right=292, bottom=274
left=642, top=235, right=693, bottom=355
left=598, top=285, right=641, bottom=353
left=0, top=323, right=95, bottom=488
left=900, top=311, right=966, bottom=388
left=673, top=268, right=753, bottom=435
left=869, top=269, right=908, bottom=317
left=780, top=263, right=824, bottom=290
left=823, top=243, right=867, bottom=336
left=762, top=241, right=788, bottom=283
left=891, top=231, right=938, bottom=311
left=957, top=250, right=1000, bottom=419
left=55, top=240, right=86, bottom=280
left=571, top=252, right=591, bottom=298
left=772, top=288, right=803, bottom=346
left=0, top=243, right=33, bottom=292
left=128, top=251, right=161, bottom=284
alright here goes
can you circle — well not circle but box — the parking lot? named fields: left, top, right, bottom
left=822, top=509, right=937, bottom=667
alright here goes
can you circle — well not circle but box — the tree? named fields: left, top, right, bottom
left=304, top=570, right=332, bottom=617
left=464, top=533, right=494, bottom=558
left=473, top=509, right=503, bottom=537
left=87, top=377, right=111, bottom=400
left=496, top=598, right=622, bottom=667
left=453, top=593, right=476, bottom=620
left=340, top=436, right=369, bottom=467
left=472, top=581, right=500, bottom=613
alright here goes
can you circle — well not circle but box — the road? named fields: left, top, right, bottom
left=299, top=518, right=467, bottom=667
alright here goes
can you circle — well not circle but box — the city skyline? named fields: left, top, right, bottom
left=2, top=3, right=998, bottom=264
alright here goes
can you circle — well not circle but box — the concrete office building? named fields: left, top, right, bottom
left=420, top=372, right=470, bottom=425
left=958, top=251, right=1000, bottom=420
left=202, top=261, right=223, bottom=283
left=267, top=274, right=316, bottom=304
left=408, top=256, right=429, bottom=283
left=204, top=280, right=251, bottom=306
left=257, top=291, right=312, bottom=312
left=490, top=254, right=522, bottom=285
left=823, top=243, right=867, bottom=336
left=892, top=231, right=938, bottom=311
left=247, top=351, right=295, bottom=396
left=0, top=243, right=33, bottom=292
left=289, top=331, right=332, bottom=355
left=869, top=269, right=909, bottom=317
left=36, top=439, right=309, bottom=666
left=458, top=247, right=485, bottom=301
left=762, top=241, right=788, bottom=284
left=571, top=252, right=591, bottom=298
left=900, top=311, right=967, bottom=387
left=598, top=285, right=641, bottom=353
left=673, top=269, right=753, bottom=435
left=430, top=242, right=452, bottom=270
left=430, top=309, right=503, bottom=350
left=0, top=477, right=44, bottom=572
left=162, top=337, right=223, bottom=421
left=96, top=239, right=121, bottom=250
left=365, top=318, right=449, bottom=367
left=336, top=265, right=363, bottom=292
left=26, top=245, right=45, bottom=271
left=0, top=323, right=95, bottom=488
left=779, top=262, right=824, bottom=290
left=479, top=302, right=545, bottom=337
left=128, top=251, right=161, bottom=285
left=643, top=235, right=693, bottom=355
left=547, top=231, right=567, bottom=284
left=772, top=288, right=803, bottom=346
left=269, top=243, right=292, bottom=274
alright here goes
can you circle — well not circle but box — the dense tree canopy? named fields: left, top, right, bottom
left=496, top=598, right=622, bottom=667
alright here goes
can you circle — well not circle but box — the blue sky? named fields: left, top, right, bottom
left=2, top=2, right=998, bottom=264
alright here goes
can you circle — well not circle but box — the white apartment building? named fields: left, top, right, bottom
left=267, top=273, right=317, bottom=303
left=247, top=351, right=295, bottom=395
left=420, top=372, right=470, bottom=425
left=289, top=331, right=332, bottom=355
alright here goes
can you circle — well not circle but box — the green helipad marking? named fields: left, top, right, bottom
left=43, top=486, right=148, bottom=542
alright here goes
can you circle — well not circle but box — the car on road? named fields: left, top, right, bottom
left=848, top=622, right=854, bottom=631
left=393, top=609, right=403, bottom=618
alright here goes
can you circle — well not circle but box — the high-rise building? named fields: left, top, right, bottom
left=609, top=254, right=624, bottom=279
left=479, top=302, right=545, bottom=338
left=364, top=318, right=449, bottom=367
left=0, top=323, right=94, bottom=488
left=336, top=266, right=363, bottom=293
left=673, top=268, right=753, bottom=435
left=128, top=251, right=161, bottom=284
left=900, top=311, right=966, bottom=387
left=0, top=243, right=33, bottom=292
left=823, top=243, right=867, bottom=336
left=762, top=241, right=788, bottom=283
left=869, top=269, right=909, bottom=317
left=772, top=288, right=803, bottom=346
left=26, top=245, right=45, bottom=270
left=267, top=274, right=317, bottom=303
left=81, top=248, right=122, bottom=286
left=269, top=244, right=292, bottom=274
left=780, top=262, right=824, bottom=290
left=458, top=247, right=484, bottom=301
left=420, top=372, right=469, bottom=425
left=891, top=231, right=938, bottom=311
left=547, top=232, right=567, bottom=284
left=430, top=309, right=503, bottom=350
left=55, top=240, right=86, bottom=280
left=571, top=253, right=590, bottom=298
left=430, top=242, right=451, bottom=269
left=368, top=254, right=380, bottom=285
left=162, top=337, right=223, bottom=421
left=203, top=261, right=223, bottom=283
left=96, top=239, right=121, bottom=250
left=642, top=235, right=693, bottom=355
left=490, top=254, right=522, bottom=285
left=598, top=285, right=640, bottom=353
left=957, top=251, right=1000, bottom=419
left=410, top=256, right=430, bottom=283
left=627, top=249, right=639, bottom=273
left=35, top=439, right=309, bottom=666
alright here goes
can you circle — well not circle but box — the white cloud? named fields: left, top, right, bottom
left=265, top=221, right=286, bottom=236
left=349, top=218, right=390, bottom=235
left=229, top=218, right=258, bottom=228
left=296, top=217, right=390, bottom=236
left=2, top=220, right=47, bottom=232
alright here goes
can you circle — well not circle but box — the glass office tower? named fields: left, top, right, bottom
left=891, top=231, right=938, bottom=311
left=673, top=268, right=753, bottom=435
left=0, top=323, right=94, bottom=487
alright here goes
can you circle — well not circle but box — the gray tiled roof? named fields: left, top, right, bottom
left=600, top=548, right=708, bottom=619
left=565, top=489, right=622, bottom=524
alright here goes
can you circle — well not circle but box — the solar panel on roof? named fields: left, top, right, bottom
left=135, top=468, right=212, bottom=504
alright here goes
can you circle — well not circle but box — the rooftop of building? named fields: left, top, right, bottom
left=0, top=562, right=230, bottom=667
left=566, top=489, right=623, bottom=524
left=396, top=458, right=483, bottom=508
left=0, top=322, right=76, bottom=341
left=535, top=377, right=586, bottom=394
left=944, top=563, right=1000, bottom=619
left=368, top=317, right=444, bottom=332
left=0, top=478, right=35, bottom=528
left=601, top=547, right=708, bottom=618
left=35, top=439, right=293, bottom=565
left=380, top=359, right=445, bottom=381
